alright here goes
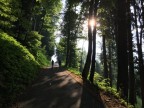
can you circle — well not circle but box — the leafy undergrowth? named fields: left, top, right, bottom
left=68, top=68, right=134, bottom=108
left=67, top=68, right=82, bottom=77
left=0, top=31, right=40, bottom=107
left=36, top=49, right=50, bottom=67
left=93, top=73, right=134, bottom=108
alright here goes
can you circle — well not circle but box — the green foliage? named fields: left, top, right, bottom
left=57, top=38, right=66, bottom=62
left=36, top=48, right=50, bottom=66
left=78, top=49, right=87, bottom=72
left=39, top=0, right=62, bottom=57
left=0, top=0, right=61, bottom=107
left=95, top=60, right=102, bottom=73
left=17, top=30, right=49, bottom=66
left=39, top=0, right=62, bottom=15
left=94, top=73, right=111, bottom=91
left=41, top=30, right=55, bottom=57
left=0, top=0, right=18, bottom=33
left=67, top=67, right=81, bottom=77
left=93, top=72, right=134, bottom=108
left=135, top=96, right=142, bottom=108
left=0, top=31, right=39, bottom=107
left=60, top=1, right=80, bottom=68
left=27, top=31, right=43, bottom=48
left=68, top=68, right=134, bottom=108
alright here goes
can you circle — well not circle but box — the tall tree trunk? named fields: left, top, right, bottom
left=141, top=0, right=144, bottom=23
left=33, top=17, right=37, bottom=31
left=108, top=43, right=112, bottom=87
left=133, top=0, right=144, bottom=106
left=138, top=44, right=144, bottom=108
left=69, top=49, right=72, bottom=67
left=89, top=0, right=99, bottom=83
left=65, top=7, right=71, bottom=67
left=117, top=0, right=128, bottom=99
left=127, top=0, right=136, bottom=105
left=80, top=47, right=84, bottom=72
left=140, top=1, right=144, bottom=106
left=82, top=0, right=94, bottom=79
left=65, top=31, right=70, bottom=67
left=103, top=35, right=109, bottom=78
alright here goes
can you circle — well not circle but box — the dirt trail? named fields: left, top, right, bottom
left=13, top=67, right=105, bottom=108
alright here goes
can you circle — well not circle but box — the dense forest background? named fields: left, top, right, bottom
left=0, top=0, right=62, bottom=107
left=0, top=0, right=144, bottom=108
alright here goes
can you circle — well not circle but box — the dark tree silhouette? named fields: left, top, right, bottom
left=103, top=34, right=108, bottom=79
left=116, top=0, right=128, bottom=99
left=127, top=0, right=136, bottom=105
left=89, top=0, right=99, bottom=83
left=82, top=0, right=94, bottom=79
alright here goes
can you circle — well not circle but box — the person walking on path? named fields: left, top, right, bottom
left=51, top=60, right=54, bottom=69
left=57, top=56, right=61, bottom=68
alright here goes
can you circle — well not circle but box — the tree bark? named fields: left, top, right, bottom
left=133, top=0, right=144, bottom=106
left=89, top=0, right=99, bottom=83
left=116, top=0, right=128, bottom=99
left=65, top=31, right=70, bottom=67
left=108, top=43, right=112, bottom=87
left=103, top=35, right=109, bottom=79
left=127, top=0, right=136, bottom=105
left=141, top=0, right=144, bottom=23
left=82, top=0, right=94, bottom=79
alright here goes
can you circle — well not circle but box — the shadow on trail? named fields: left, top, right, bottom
left=80, top=80, right=105, bottom=108
left=14, top=67, right=105, bottom=108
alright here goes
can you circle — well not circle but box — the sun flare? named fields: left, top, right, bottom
left=89, top=19, right=95, bottom=27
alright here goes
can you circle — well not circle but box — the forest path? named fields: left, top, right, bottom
left=13, top=67, right=105, bottom=108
